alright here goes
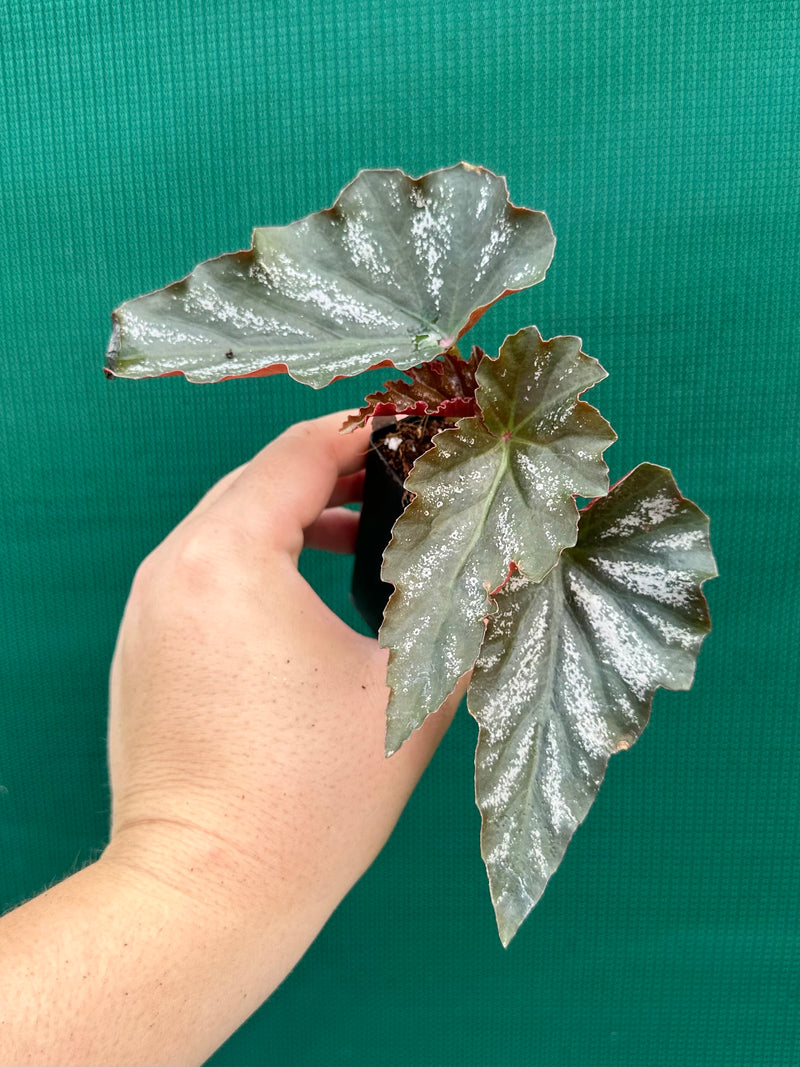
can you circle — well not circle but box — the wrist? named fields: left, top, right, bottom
left=103, top=811, right=297, bottom=929
left=0, top=836, right=322, bottom=1066
left=94, top=825, right=333, bottom=1058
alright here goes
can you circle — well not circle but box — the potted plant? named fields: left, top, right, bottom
left=105, top=163, right=717, bottom=945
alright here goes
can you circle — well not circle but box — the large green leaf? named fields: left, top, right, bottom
left=380, top=327, right=616, bottom=754
left=105, top=164, right=555, bottom=387
left=467, top=463, right=718, bottom=945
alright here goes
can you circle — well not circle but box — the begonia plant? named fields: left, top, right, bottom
left=105, top=163, right=716, bottom=945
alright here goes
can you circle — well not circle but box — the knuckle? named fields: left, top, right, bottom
left=280, top=418, right=315, bottom=446
left=171, top=522, right=248, bottom=586
left=132, top=521, right=251, bottom=603
left=128, top=549, right=159, bottom=600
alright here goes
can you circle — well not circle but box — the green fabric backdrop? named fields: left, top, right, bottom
left=2, top=2, right=798, bottom=1064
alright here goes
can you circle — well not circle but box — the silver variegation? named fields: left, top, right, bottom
left=105, top=164, right=555, bottom=387
left=380, top=327, right=616, bottom=754
left=468, top=463, right=717, bottom=945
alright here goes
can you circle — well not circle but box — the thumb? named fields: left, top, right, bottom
left=212, top=413, right=370, bottom=555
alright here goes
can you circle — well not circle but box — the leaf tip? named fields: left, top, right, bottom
left=493, top=898, right=530, bottom=948
left=383, top=721, right=406, bottom=758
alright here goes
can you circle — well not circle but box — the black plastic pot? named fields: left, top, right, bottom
left=350, top=420, right=409, bottom=635
left=351, top=415, right=455, bottom=634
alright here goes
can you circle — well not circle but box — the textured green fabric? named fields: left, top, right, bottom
left=1, top=2, right=798, bottom=1064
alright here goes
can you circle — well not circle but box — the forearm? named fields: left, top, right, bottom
left=0, top=832, right=326, bottom=1067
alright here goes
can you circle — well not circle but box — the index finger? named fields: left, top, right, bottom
left=212, top=412, right=371, bottom=553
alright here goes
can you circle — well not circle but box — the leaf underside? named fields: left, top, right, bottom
left=105, top=163, right=555, bottom=388
left=341, top=346, right=483, bottom=431
left=467, top=463, right=718, bottom=945
left=380, top=326, right=616, bottom=755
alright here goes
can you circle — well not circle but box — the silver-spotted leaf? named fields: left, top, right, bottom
left=105, top=164, right=555, bottom=387
left=468, top=463, right=717, bottom=946
left=380, top=327, right=616, bottom=754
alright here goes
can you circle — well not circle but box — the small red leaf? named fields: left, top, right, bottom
left=342, top=347, right=484, bottom=431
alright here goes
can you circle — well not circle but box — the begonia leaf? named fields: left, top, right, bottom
left=105, top=164, right=555, bottom=387
left=468, top=463, right=717, bottom=945
left=380, top=327, right=616, bottom=754
left=341, top=346, right=483, bottom=431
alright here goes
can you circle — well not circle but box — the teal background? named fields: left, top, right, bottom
left=1, top=2, right=798, bottom=1064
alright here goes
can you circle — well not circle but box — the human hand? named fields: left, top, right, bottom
left=105, top=411, right=459, bottom=938
left=0, top=413, right=462, bottom=1067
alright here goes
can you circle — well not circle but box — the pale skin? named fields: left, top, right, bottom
left=0, top=412, right=461, bottom=1067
